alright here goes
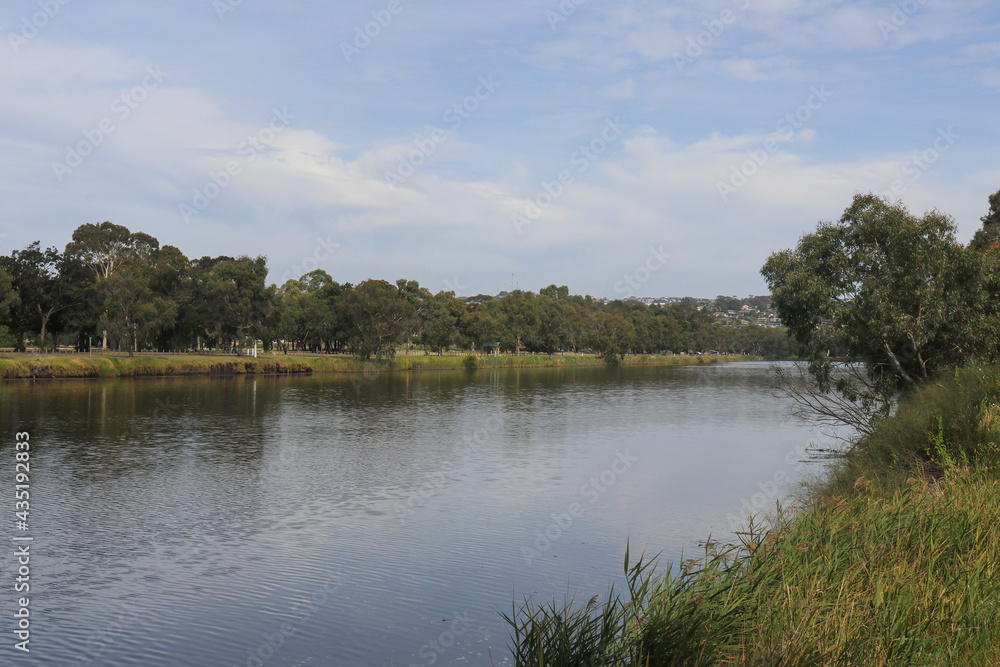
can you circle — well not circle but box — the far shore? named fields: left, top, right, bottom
left=0, top=351, right=755, bottom=380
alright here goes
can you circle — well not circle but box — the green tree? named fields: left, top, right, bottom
left=495, top=290, right=537, bottom=356
left=762, top=193, right=991, bottom=397
left=539, top=284, right=569, bottom=300
left=0, top=242, right=70, bottom=352
left=588, top=311, right=635, bottom=363
left=419, top=291, right=462, bottom=355
left=533, top=296, right=570, bottom=354
left=969, top=187, right=1000, bottom=253
left=344, top=279, right=415, bottom=360
left=0, top=266, right=19, bottom=322
left=64, top=222, right=160, bottom=349
left=277, top=270, right=348, bottom=353
left=100, top=266, right=177, bottom=356
left=209, top=256, right=275, bottom=354
left=148, top=245, right=194, bottom=351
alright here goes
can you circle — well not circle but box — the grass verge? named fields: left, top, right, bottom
left=0, top=352, right=750, bottom=380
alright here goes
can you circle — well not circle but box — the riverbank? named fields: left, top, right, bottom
left=507, top=364, right=1000, bottom=665
left=0, top=352, right=751, bottom=380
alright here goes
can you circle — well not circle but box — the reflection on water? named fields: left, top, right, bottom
left=0, top=362, right=832, bottom=665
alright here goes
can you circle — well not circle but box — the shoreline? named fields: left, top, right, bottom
left=508, top=363, right=1000, bottom=663
left=0, top=352, right=755, bottom=380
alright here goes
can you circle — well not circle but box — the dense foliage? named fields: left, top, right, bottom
left=762, top=190, right=1000, bottom=403
left=0, top=222, right=794, bottom=359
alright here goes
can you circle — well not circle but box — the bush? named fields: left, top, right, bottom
left=824, top=365, right=1000, bottom=495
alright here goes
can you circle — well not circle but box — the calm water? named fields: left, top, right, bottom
left=0, top=361, right=832, bottom=666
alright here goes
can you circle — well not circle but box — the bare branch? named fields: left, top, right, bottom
left=770, top=362, right=893, bottom=444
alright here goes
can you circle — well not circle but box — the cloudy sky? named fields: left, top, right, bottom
left=1, top=0, right=998, bottom=299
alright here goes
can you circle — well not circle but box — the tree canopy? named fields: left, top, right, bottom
left=1, top=222, right=796, bottom=359
left=763, top=191, right=1000, bottom=403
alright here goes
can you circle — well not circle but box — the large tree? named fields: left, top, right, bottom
left=64, top=222, right=159, bottom=280
left=969, top=187, right=1000, bottom=253
left=100, top=266, right=177, bottom=356
left=418, top=291, right=462, bottom=355
left=277, top=270, right=348, bottom=353
left=0, top=266, right=19, bottom=322
left=204, top=256, right=275, bottom=353
left=64, top=222, right=161, bottom=349
left=587, top=311, right=635, bottom=363
left=762, top=193, right=994, bottom=398
left=0, top=242, right=70, bottom=352
left=344, top=279, right=415, bottom=360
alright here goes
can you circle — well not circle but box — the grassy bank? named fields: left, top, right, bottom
left=507, top=365, right=1000, bottom=665
left=0, top=352, right=750, bottom=380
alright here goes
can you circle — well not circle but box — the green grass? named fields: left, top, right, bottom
left=819, top=364, right=1000, bottom=498
left=506, top=365, right=1000, bottom=666
left=0, top=351, right=751, bottom=379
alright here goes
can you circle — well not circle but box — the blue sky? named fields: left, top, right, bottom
left=1, top=0, right=998, bottom=298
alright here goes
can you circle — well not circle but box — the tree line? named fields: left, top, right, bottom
left=0, top=221, right=795, bottom=359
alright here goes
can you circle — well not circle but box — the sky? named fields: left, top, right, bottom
left=1, top=0, right=998, bottom=299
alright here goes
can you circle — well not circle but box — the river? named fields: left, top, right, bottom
left=0, top=361, right=832, bottom=666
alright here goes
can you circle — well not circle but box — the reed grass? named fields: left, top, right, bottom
left=506, top=365, right=1000, bottom=665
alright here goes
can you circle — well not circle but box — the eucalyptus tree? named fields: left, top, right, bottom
left=0, top=242, right=68, bottom=352
left=533, top=295, right=570, bottom=354
left=100, top=265, right=177, bottom=355
left=0, top=266, right=19, bottom=326
left=494, top=290, right=538, bottom=356
left=418, top=291, right=463, bottom=355
left=761, top=193, right=1000, bottom=437
left=968, top=187, right=1000, bottom=253
left=587, top=311, right=635, bottom=363
left=277, top=270, right=348, bottom=352
left=344, top=279, right=415, bottom=360
left=395, top=278, right=430, bottom=354
left=762, top=194, right=986, bottom=395
left=206, top=256, right=275, bottom=353
left=64, top=222, right=161, bottom=349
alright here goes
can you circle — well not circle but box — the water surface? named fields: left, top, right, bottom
left=0, top=361, right=831, bottom=665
